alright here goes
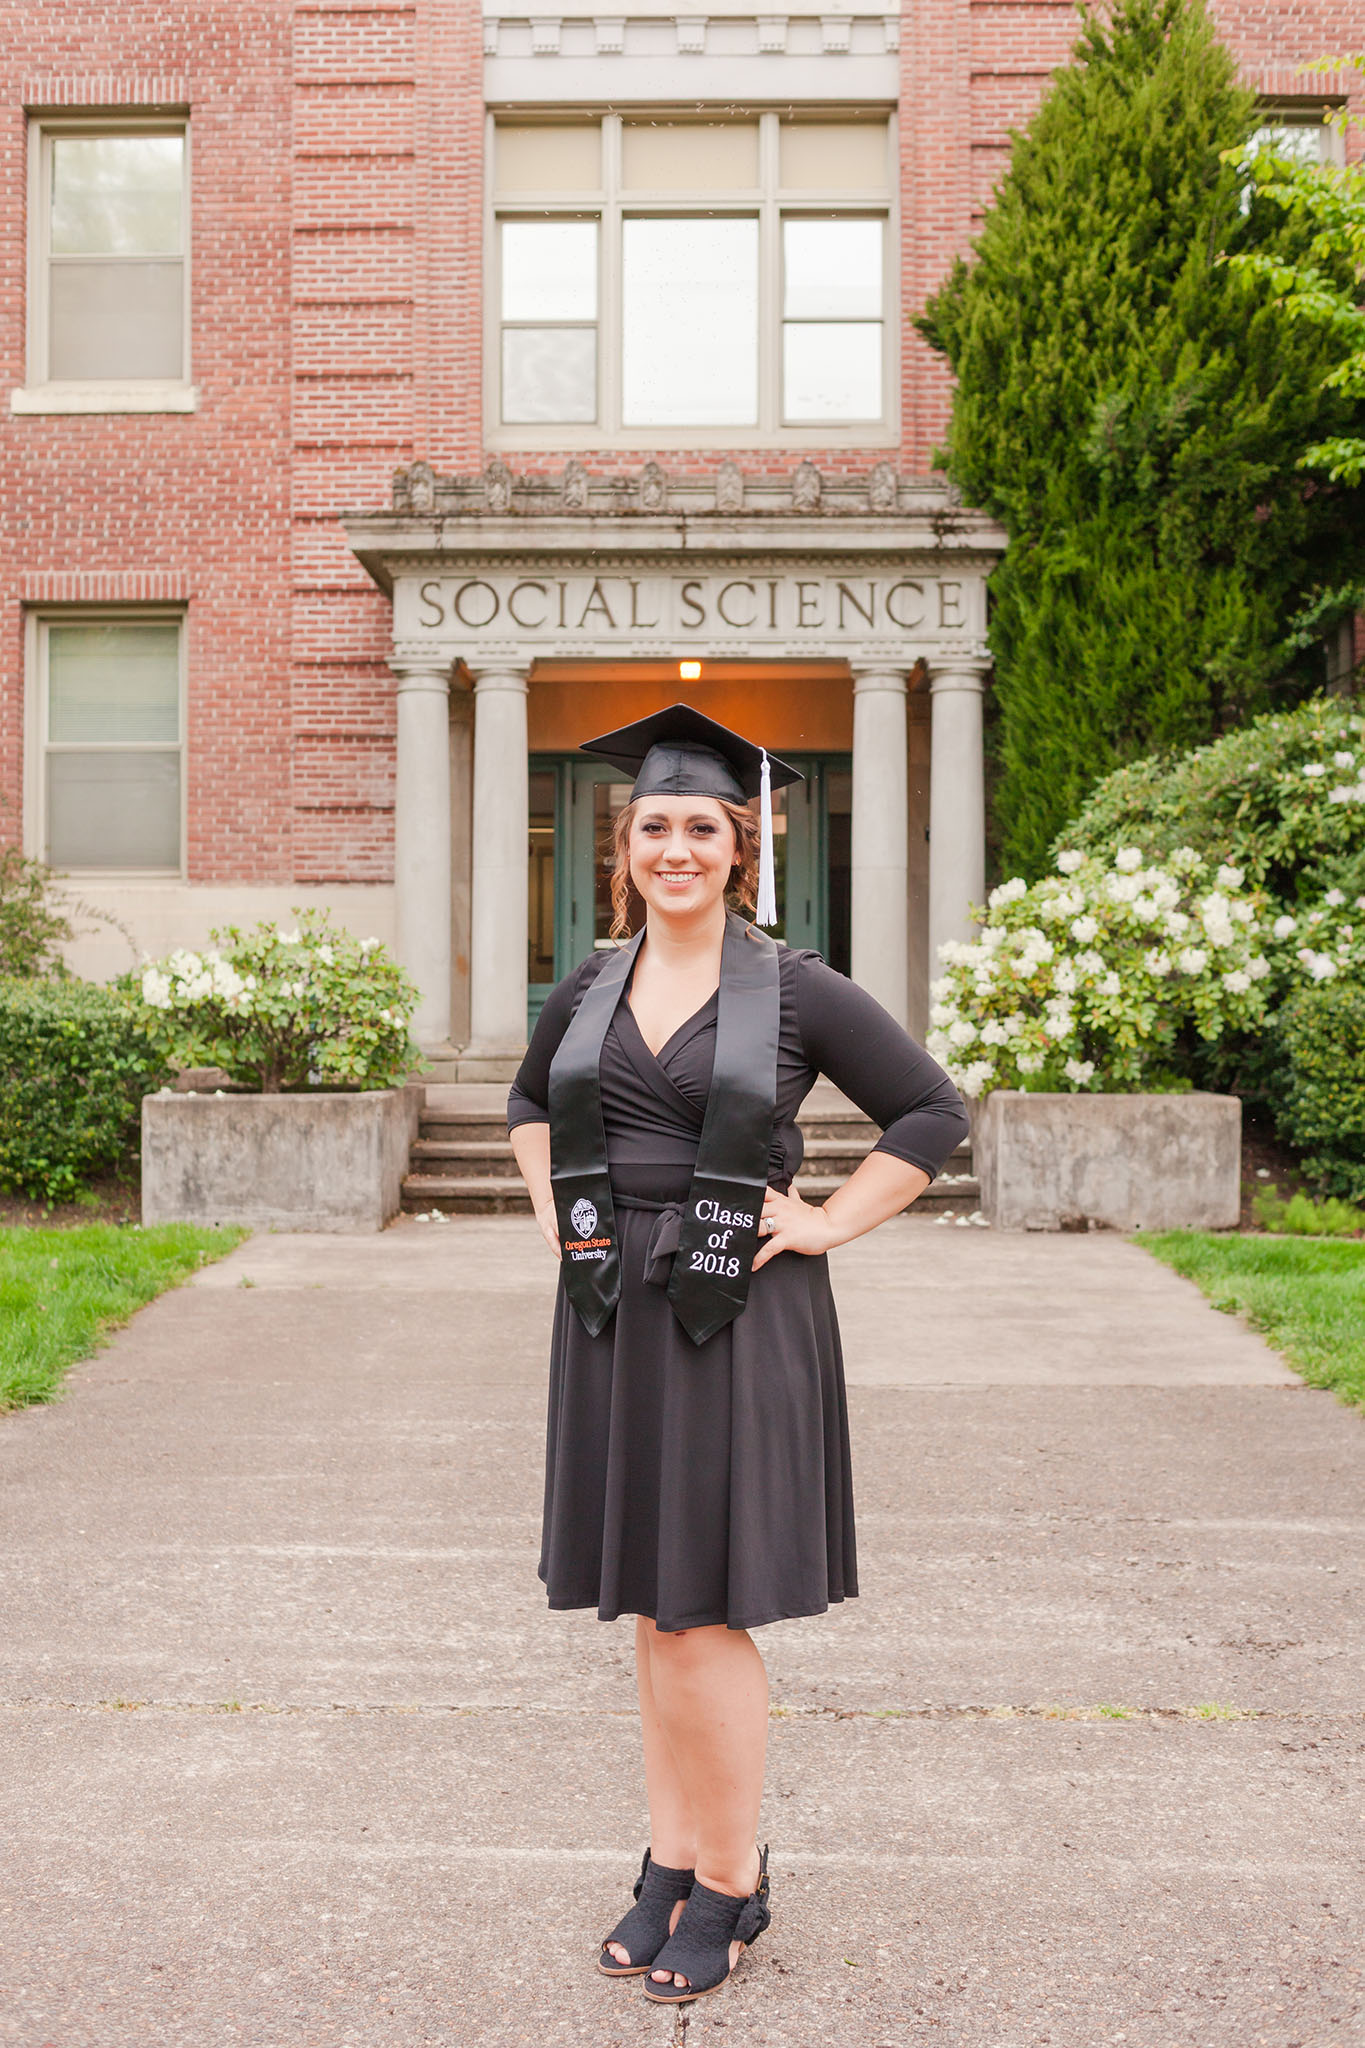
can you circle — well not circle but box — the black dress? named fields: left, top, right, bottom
left=507, top=945, right=969, bottom=1633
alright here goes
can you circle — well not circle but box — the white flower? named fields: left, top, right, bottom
left=1328, top=786, right=1358, bottom=804
left=1002, top=1012, right=1026, bottom=1039
left=1106, top=873, right=1142, bottom=904
left=1247, top=955, right=1270, bottom=980
left=980, top=1019, right=1010, bottom=1046
left=1015, top=1050, right=1045, bottom=1074
left=1151, top=880, right=1180, bottom=911
left=1169, top=845, right=1199, bottom=868
left=359, top=936, right=380, bottom=952
left=1333, top=750, right=1355, bottom=768
left=1055, top=849, right=1085, bottom=874
left=1096, top=972, right=1122, bottom=997
left=1272, top=914, right=1297, bottom=939
left=929, top=1003, right=957, bottom=1028
left=1052, top=961, right=1078, bottom=994
left=277, top=927, right=302, bottom=945
left=1231, top=901, right=1255, bottom=924
left=1177, top=947, right=1209, bottom=974
left=1221, top=969, right=1251, bottom=994
left=988, top=877, right=1028, bottom=908
left=1297, top=948, right=1338, bottom=982
left=1114, top=847, right=1143, bottom=872
left=1043, top=997, right=1075, bottom=1036
left=1075, top=950, right=1107, bottom=977
left=1146, top=950, right=1172, bottom=977
left=1063, top=1057, right=1095, bottom=1085
left=1301, top=763, right=1326, bottom=779
left=1070, top=915, right=1099, bottom=943
left=315, top=943, right=334, bottom=965
left=140, top=967, right=173, bottom=1010
left=1215, top=863, right=1245, bottom=889
left=1164, top=910, right=1191, bottom=938
left=1131, top=895, right=1161, bottom=923
left=1325, top=888, right=1346, bottom=907
left=947, top=1018, right=978, bottom=1047
left=955, top=1059, right=996, bottom=1097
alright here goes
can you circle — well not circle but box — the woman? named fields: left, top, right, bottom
left=507, top=704, right=968, bottom=2006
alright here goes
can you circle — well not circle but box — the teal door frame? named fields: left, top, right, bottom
left=528, top=752, right=850, bottom=1031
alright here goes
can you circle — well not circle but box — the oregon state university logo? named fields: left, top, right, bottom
left=570, top=1198, right=598, bottom=1237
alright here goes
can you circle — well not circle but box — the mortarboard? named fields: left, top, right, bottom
left=578, top=703, right=804, bottom=927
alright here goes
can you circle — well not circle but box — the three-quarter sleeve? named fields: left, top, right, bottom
left=794, top=952, right=969, bottom=1179
left=506, top=959, right=597, bottom=1131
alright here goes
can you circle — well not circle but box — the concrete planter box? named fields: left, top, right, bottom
left=142, top=1085, right=422, bottom=1232
left=972, top=1090, right=1241, bottom=1232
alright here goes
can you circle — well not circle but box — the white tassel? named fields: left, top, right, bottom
left=755, top=749, right=778, bottom=927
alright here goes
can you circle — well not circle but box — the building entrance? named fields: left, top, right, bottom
left=527, top=751, right=852, bottom=1029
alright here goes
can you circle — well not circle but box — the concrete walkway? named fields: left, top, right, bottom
left=1, top=1219, right=1362, bottom=2048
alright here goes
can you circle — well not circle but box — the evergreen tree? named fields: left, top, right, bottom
left=917, top=0, right=1365, bottom=876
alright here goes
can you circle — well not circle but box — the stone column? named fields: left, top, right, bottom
left=466, top=667, right=530, bottom=1067
left=390, top=656, right=453, bottom=1051
left=927, top=655, right=991, bottom=976
left=850, top=668, right=909, bottom=1026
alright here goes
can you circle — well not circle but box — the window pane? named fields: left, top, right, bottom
left=622, top=122, right=759, bottom=191
left=47, top=750, right=180, bottom=869
left=783, top=322, right=882, bottom=422
left=50, top=134, right=183, bottom=255
left=779, top=122, right=889, bottom=192
left=49, top=259, right=183, bottom=379
left=1249, top=122, right=1328, bottom=164
left=622, top=217, right=758, bottom=426
left=48, top=622, right=180, bottom=743
left=502, top=326, right=596, bottom=423
left=495, top=124, right=601, bottom=195
left=528, top=769, right=556, bottom=983
left=501, top=221, right=597, bottom=321
left=783, top=219, right=882, bottom=319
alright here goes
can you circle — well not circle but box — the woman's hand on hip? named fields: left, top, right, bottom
left=534, top=1198, right=560, bottom=1258
left=751, top=1182, right=838, bottom=1270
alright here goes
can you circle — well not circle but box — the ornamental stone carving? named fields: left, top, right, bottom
left=562, top=458, right=589, bottom=510
left=638, top=460, right=668, bottom=513
left=867, top=461, right=897, bottom=513
left=791, top=460, right=822, bottom=512
left=405, top=460, right=436, bottom=515
left=715, top=460, right=745, bottom=513
left=485, top=459, right=515, bottom=514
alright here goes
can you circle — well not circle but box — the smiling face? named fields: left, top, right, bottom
left=627, top=793, right=738, bottom=923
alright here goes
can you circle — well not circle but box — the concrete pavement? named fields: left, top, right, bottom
left=0, top=1218, right=1361, bottom=2047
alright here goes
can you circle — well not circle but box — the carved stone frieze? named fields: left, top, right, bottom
left=791, top=460, right=822, bottom=513
left=484, top=459, right=515, bottom=514
left=714, top=460, right=745, bottom=514
left=562, top=458, right=589, bottom=510
left=637, top=460, right=668, bottom=513
left=866, top=461, right=897, bottom=513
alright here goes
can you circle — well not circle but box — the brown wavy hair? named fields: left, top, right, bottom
left=608, top=795, right=761, bottom=940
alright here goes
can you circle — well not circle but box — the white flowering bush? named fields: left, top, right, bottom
left=134, top=910, right=419, bottom=1092
left=928, top=847, right=1282, bottom=1097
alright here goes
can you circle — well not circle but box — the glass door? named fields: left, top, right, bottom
left=527, top=752, right=852, bottom=1031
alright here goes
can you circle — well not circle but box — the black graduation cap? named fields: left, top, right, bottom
left=578, top=703, right=803, bottom=926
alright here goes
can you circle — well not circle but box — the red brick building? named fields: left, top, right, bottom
left=2, top=0, right=1358, bottom=1066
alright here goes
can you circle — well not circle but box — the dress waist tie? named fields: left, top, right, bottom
left=613, top=1194, right=685, bottom=1286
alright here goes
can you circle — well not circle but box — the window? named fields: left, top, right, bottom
left=29, top=120, right=188, bottom=387
left=489, top=113, right=894, bottom=441
left=34, top=616, right=184, bottom=871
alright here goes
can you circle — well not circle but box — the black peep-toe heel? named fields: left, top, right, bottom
left=641, top=1844, right=771, bottom=2004
left=597, top=1848, right=696, bottom=1977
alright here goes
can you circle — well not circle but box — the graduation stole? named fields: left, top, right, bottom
left=547, top=914, right=781, bottom=1346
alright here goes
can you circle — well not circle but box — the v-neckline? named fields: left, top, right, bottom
left=622, top=970, right=719, bottom=1068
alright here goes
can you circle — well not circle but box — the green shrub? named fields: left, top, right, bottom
left=0, top=979, right=167, bottom=1203
left=0, top=847, right=74, bottom=978
left=1275, top=982, right=1365, bottom=1201
left=133, top=908, right=419, bottom=1092
left=1251, top=1188, right=1365, bottom=1237
left=1057, top=698, right=1365, bottom=903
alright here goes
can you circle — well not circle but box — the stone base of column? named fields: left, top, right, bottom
left=408, top=1038, right=461, bottom=1084
left=455, top=1044, right=525, bottom=1083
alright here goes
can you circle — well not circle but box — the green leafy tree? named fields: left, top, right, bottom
left=917, top=0, right=1365, bottom=876
left=1225, top=57, right=1365, bottom=487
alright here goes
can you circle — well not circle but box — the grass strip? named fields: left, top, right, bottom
left=1143, top=1231, right=1365, bottom=1413
left=0, top=1223, right=247, bottom=1411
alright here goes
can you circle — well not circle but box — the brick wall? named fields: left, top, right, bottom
left=1, top=0, right=1357, bottom=893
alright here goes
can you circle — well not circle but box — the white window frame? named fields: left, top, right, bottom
left=25, top=608, right=188, bottom=879
left=485, top=108, right=899, bottom=450
left=1250, top=100, right=1348, bottom=167
left=13, top=113, right=196, bottom=416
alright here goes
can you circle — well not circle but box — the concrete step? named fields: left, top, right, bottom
left=410, top=1138, right=522, bottom=1175
left=402, top=1175, right=534, bottom=1216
